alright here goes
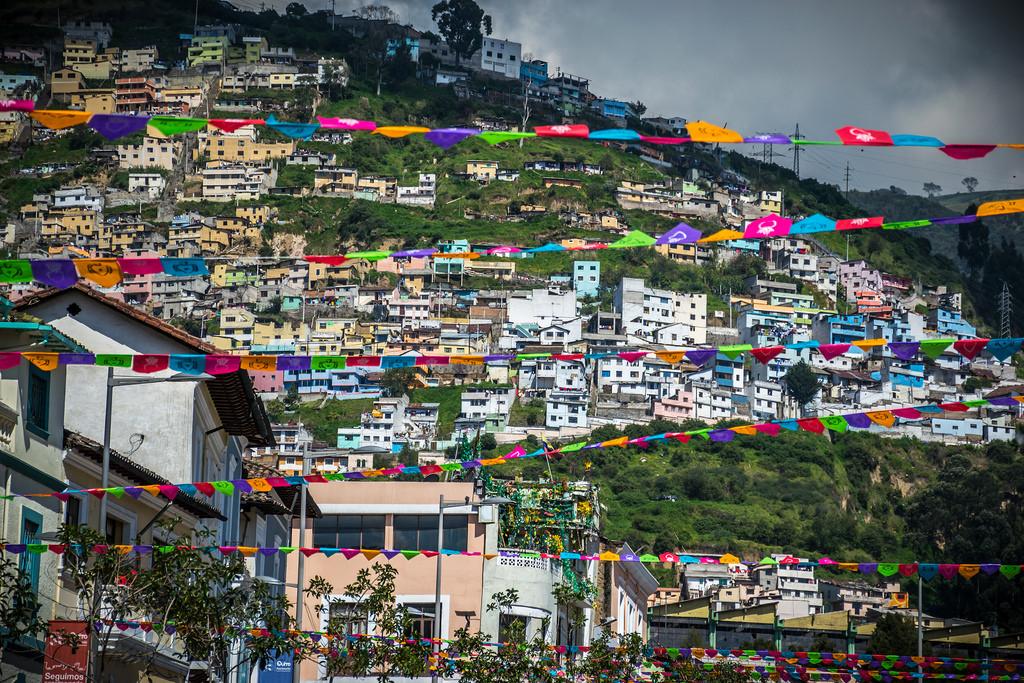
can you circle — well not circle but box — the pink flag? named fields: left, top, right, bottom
left=534, top=124, right=589, bottom=138
left=836, top=216, right=884, bottom=231
left=835, top=126, right=893, bottom=146
left=503, top=445, right=527, bottom=459
left=743, top=214, right=792, bottom=239
left=0, top=100, right=34, bottom=112
left=818, top=343, right=851, bottom=360
left=316, top=117, right=376, bottom=131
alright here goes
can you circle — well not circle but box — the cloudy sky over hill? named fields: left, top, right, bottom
left=272, top=0, right=1024, bottom=194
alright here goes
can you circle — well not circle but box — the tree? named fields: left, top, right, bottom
left=631, top=100, right=647, bottom=117
left=0, top=554, right=45, bottom=681
left=304, top=565, right=430, bottom=680
left=56, top=523, right=299, bottom=683
left=478, top=432, right=497, bottom=452
left=431, top=0, right=492, bottom=66
left=783, top=360, right=821, bottom=414
left=869, top=613, right=923, bottom=654
left=356, top=3, right=398, bottom=22
left=285, top=2, right=307, bottom=17
left=657, top=658, right=750, bottom=682
left=962, top=176, right=979, bottom=193
left=923, top=182, right=942, bottom=197
left=379, top=367, right=418, bottom=397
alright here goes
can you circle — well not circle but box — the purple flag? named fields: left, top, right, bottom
left=59, top=353, right=95, bottom=365
left=484, top=354, right=515, bottom=362
left=987, top=396, right=1020, bottom=406
left=87, top=114, right=150, bottom=140
left=888, top=341, right=920, bottom=360
left=424, top=128, right=479, bottom=149
left=743, top=133, right=791, bottom=144
left=845, top=413, right=872, bottom=429
left=929, top=215, right=977, bottom=225
left=685, top=349, right=717, bottom=366
left=391, top=248, right=437, bottom=258
left=276, top=356, right=311, bottom=371
left=258, top=548, right=278, bottom=556
left=230, top=479, right=253, bottom=493
left=656, top=222, right=702, bottom=245
left=30, top=260, right=78, bottom=289
left=709, top=429, right=735, bottom=442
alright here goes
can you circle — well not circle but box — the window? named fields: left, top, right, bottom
left=404, top=603, right=436, bottom=639
left=65, top=495, right=82, bottom=528
left=313, top=515, right=385, bottom=549
left=20, top=509, right=42, bottom=594
left=106, top=515, right=129, bottom=545
left=394, top=514, right=467, bottom=551
left=26, top=365, right=50, bottom=438
left=329, top=601, right=369, bottom=635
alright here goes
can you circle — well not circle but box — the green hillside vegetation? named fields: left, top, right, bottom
left=496, top=424, right=1024, bottom=630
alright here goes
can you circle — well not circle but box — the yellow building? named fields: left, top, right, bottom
left=40, top=209, right=99, bottom=242
left=214, top=307, right=256, bottom=350
left=253, top=320, right=309, bottom=347
left=50, top=67, right=84, bottom=99
left=655, top=242, right=713, bottom=264
left=466, top=159, right=498, bottom=180
left=307, top=259, right=368, bottom=286
left=200, top=134, right=294, bottom=163
left=356, top=175, right=397, bottom=198
left=187, top=35, right=230, bottom=67
left=242, top=36, right=268, bottom=63
left=236, top=204, right=274, bottom=225
left=200, top=226, right=232, bottom=253
left=0, top=112, right=28, bottom=144
left=63, top=38, right=96, bottom=65
left=314, top=167, right=358, bottom=193
left=73, top=55, right=115, bottom=80
left=759, top=190, right=783, bottom=214
left=69, top=89, right=116, bottom=114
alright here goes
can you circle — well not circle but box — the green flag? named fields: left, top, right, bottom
left=919, top=338, right=954, bottom=359
left=311, top=356, right=347, bottom=370
left=559, top=441, right=587, bottom=453
left=344, top=250, right=391, bottom=261
left=608, top=230, right=656, bottom=249
left=883, top=220, right=931, bottom=230
left=479, top=131, right=536, bottom=145
left=211, top=481, right=235, bottom=496
left=820, top=415, right=848, bottom=433
left=96, top=354, right=132, bottom=367
left=400, top=550, right=421, bottom=559
left=718, top=344, right=752, bottom=359
left=0, top=260, right=34, bottom=283
left=148, top=116, right=209, bottom=135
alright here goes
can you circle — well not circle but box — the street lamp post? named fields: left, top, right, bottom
left=432, top=494, right=512, bottom=682
left=97, top=372, right=212, bottom=538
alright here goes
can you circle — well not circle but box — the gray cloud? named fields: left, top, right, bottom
left=292, top=0, right=1024, bottom=193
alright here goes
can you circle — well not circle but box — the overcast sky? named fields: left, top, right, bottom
left=276, top=0, right=1024, bottom=194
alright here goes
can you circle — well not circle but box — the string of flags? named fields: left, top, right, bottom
left=2, top=541, right=1019, bottom=580
left=5, top=199, right=1021, bottom=292
left=6, top=335, right=1024, bottom=376
left=3, top=101, right=1021, bottom=160
left=4, top=395, right=1020, bottom=506
left=80, top=617, right=1024, bottom=672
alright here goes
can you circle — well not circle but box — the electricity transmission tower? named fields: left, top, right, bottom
left=1000, top=282, right=1013, bottom=338
left=790, top=123, right=803, bottom=177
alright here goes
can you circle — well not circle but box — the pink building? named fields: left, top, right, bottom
left=601, top=544, right=658, bottom=640
left=654, top=389, right=695, bottom=421
left=248, top=369, right=284, bottom=393
left=289, top=481, right=491, bottom=682
left=375, top=256, right=430, bottom=275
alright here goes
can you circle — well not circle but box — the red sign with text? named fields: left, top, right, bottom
left=43, top=620, right=90, bottom=683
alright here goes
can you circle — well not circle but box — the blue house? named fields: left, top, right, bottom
left=433, top=239, right=470, bottom=277
left=929, top=308, right=977, bottom=338
left=815, top=314, right=866, bottom=345
left=520, top=59, right=548, bottom=84
left=590, top=98, right=637, bottom=120
left=573, top=261, right=600, bottom=298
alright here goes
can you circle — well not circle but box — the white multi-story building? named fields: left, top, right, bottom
left=460, top=387, right=514, bottom=423
left=201, top=162, right=274, bottom=200
left=614, top=277, right=707, bottom=344
left=127, top=172, right=165, bottom=198
left=507, top=288, right=577, bottom=327
left=476, top=37, right=521, bottom=79
left=753, top=554, right=824, bottom=619
left=546, top=391, right=589, bottom=429
left=360, top=396, right=408, bottom=453
left=117, top=136, right=178, bottom=170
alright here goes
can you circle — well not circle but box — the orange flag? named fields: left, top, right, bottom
left=247, top=478, right=272, bottom=492
left=372, top=126, right=430, bottom=138
left=654, top=351, right=687, bottom=364
left=450, top=355, right=484, bottom=365
left=852, top=338, right=887, bottom=350
left=958, top=564, right=980, bottom=579
left=240, top=356, right=277, bottom=371
left=867, top=410, right=896, bottom=428
left=698, top=229, right=745, bottom=243
left=75, top=259, right=123, bottom=287
left=730, top=425, right=758, bottom=436
left=601, top=436, right=629, bottom=448
left=977, top=199, right=1024, bottom=217
left=22, top=352, right=60, bottom=371
left=361, top=549, right=381, bottom=561
left=686, top=121, right=744, bottom=143
left=31, top=110, right=92, bottom=129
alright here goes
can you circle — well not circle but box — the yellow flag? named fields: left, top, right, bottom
left=237, top=547, right=258, bottom=557
left=599, top=551, right=620, bottom=561
left=75, top=259, right=123, bottom=287
left=720, top=553, right=741, bottom=564
left=867, top=411, right=896, bottom=428
left=686, top=121, right=744, bottom=143
left=958, top=564, right=980, bottom=579
left=698, top=228, right=745, bottom=243
left=22, top=352, right=60, bottom=371
left=140, top=485, right=161, bottom=497
left=977, top=199, right=1024, bottom=217
left=372, top=126, right=430, bottom=138
left=360, top=549, right=381, bottom=561
left=31, top=110, right=92, bottom=129
left=450, top=355, right=484, bottom=365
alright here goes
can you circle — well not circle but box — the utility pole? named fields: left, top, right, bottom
left=292, top=440, right=309, bottom=683
left=999, top=282, right=1013, bottom=338
left=790, top=123, right=803, bottom=178
left=331, top=0, right=336, bottom=30
left=844, top=162, right=852, bottom=198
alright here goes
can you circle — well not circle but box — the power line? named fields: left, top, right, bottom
left=790, top=123, right=803, bottom=178
left=844, top=162, right=852, bottom=198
